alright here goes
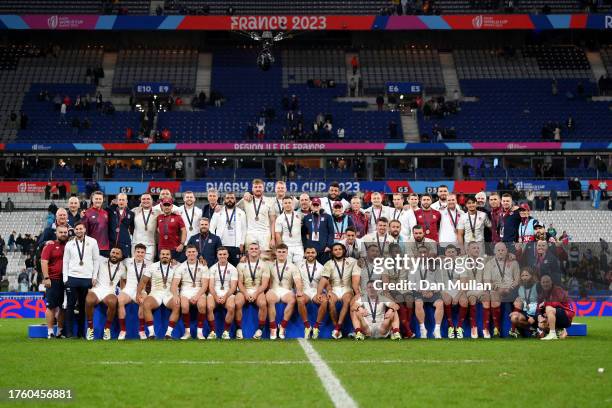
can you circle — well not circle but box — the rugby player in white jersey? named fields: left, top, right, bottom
left=364, top=192, right=392, bottom=234
left=85, top=247, right=126, bottom=340
left=297, top=246, right=327, bottom=339
left=235, top=242, right=270, bottom=339
left=238, top=179, right=276, bottom=251
left=137, top=248, right=180, bottom=339
left=117, top=243, right=148, bottom=340
left=274, top=196, right=304, bottom=263
left=131, top=193, right=159, bottom=263
left=178, top=191, right=202, bottom=244
left=172, top=245, right=209, bottom=340
left=319, top=242, right=362, bottom=339
left=352, top=281, right=401, bottom=340
left=206, top=247, right=239, bottom=340
left=266, top=244, right=302, bottom=339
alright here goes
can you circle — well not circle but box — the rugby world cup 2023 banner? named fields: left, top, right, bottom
left=1, top=293, right=610, bottom=318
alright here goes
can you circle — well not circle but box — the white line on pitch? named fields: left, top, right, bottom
left=298, top=338, right=358, bottom=408
left=89, top=359, right=488, bottom=366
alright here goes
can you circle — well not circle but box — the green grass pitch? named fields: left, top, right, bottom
left=0, top=318, right=610, bottom=407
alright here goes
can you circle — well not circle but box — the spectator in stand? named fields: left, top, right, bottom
left=376, top=94, right=385, bottom=111
left=7, top=231, right=16, bottom=252
left=0, top=236, right=4, bottom=254
left=349, top=77, right=357, bottom=97
left=351, top=55, right=359, bottom=75
left=18, top=269, right=29, bottom=292
left=0, top=254, right=7, bottom=281
left=5, top=197, right=14, bottom=213
left=161, top=128, right=171, bottom=142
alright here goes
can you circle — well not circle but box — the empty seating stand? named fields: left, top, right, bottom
left=0, top=0, right=151, bottom=14
left=282, top=49, right=346, bottom=87
left=360, top=48, right=445, bottom=95
left=163, top=0, right=390, bottom=14
left=112, top=49, right=198, bottom=94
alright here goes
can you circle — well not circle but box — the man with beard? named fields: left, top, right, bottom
left=414, top=194, right=441, bottom=242
left=187, top=218, right=222, bottom=267
left=330, top=201, right=354, bottom=243
left=172, top=245, right=209, bottom=340
left=296, top=193, right=312, bottom=218
left=319, top=243, right=362, bottom=339
left=153, top=189, right=180, bottom=213
left=352, top=281, right=401, bottom=341
left=499, top=194, right=522, bottom=246
left=237, top=179, right=276, bottom=251
left=438, top=194, right=464, bottom=251
left=390, top=193, right=412, bottom=239
left=462, top=241, right=487, bottom=339
left=41, top=225, right=69, bottom=338
left=138, top=248, right=180, bottom=339
left=156, top=197, right=187, bottom=261
left=297, top=247, right=327, bottom=339
left=131, top=193, right=159, bottom=262
left=406, top=225, right=437, bottom=258
left=413, top=245, right=444, bottom=339
left=85, top=247, right=126, bottom=340
left=178, top=191, right=202, bottom=244
left=361, top=218, right=397, bottom=257
left=440, top=245, right=469, bottom=339
left=210, top=192, right=246, bottom=266
left=321, top=182, right=349, bottom=215
left=38, top=208, right=71, bottom=249
left=487, top=193, right=503, bottom=245
left=431, top=185, right=449, bottom=211
left=389, top=219, right=408, bottom=244
left=457, top=196, right=491, bottom=256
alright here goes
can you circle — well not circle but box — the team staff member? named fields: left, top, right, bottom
left=201, top=188, right=220, bottom=221
left=330, top=201, right=354, bottom=243
left=67, top=196, right=82, bottom=227
left=38, top=208, right=71, bottom=249
left=302, top=198, right=334, bottom=264
left=156, top=197, right=187, bottom=261
left=63, top=222, right=100, bottom=338
left=131, top=193, right=159, bottom=263
left=108, top=193, right=134, bottom=258
left=82, top=191, right=110, bottom=257
left=210, top=192, right=246, bottom=266
left=414, top=194, right=441, bottom=242
left=538, top=274, right=575, bottom=340
left=41, top=224, right=69, bottom=339
left=499, top=194, right=522, bottom=245
left=188, top=218, right=222, bottom=267
left=345, top=196, right=368, bottom=238
left=178, top=191, right=202, bottom=244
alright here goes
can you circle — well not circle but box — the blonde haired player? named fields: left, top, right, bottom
left=266, top=244, right=302, bottom=340
left=274, top=196, right=304, bottom=263
left=351, top=281, right=401, bottom=340
left=137, top=248, right=181, bottom=339
left=206, top=247, right=238, bottom=340
left=237, top=179, right=276, bottom=251
left=235, top=242, right=270, bottom=339
left=172, top=245, right=210, bottom=340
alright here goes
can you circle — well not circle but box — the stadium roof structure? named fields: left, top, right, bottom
left=0, top=13, right=610, bottom=31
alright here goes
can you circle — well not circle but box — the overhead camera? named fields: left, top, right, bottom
left=257, top=46, right=274, bottom=71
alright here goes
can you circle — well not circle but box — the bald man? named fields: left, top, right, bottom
left=108, top=193, right=135, bottom=258
left=38, top=208, right=72, bottom=249
left=66, top=196, right=82, bottom=227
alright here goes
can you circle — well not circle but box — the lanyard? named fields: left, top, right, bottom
left=467, top=211, right=477, bottom=236
left=115, top=208, right=127, bottom=244
left=366, top=296, right=378, bottom=323
left=311, top=213, right=321, bottom=235
left=218, top=263, right=229, bottom=289
left=133, top=259, right=145, bottom=282
left=376, top=233, right=388, bottom=254
left=247, top=259, right=259, bottom=283
left=284, top=212, right=295, bottom=237
left=187, top=262, right=199, bottom=286
left=333, top=259, right=345, bottom=281
left=275, top=260, right=287, bottom=282
left=370, top=206, right=383, bottom=226
left=141, top=208, right=152, bottom=231
left=448, top=209, right=459, bottom=231
left=184, top=206, right=195, bottom=231
left=333, top=216, right=346, bottom=236
left=160, top=262, right=170, bottom=288
left=75, top=238, right=85, bottom=265
left=225, top=207, right=236, bottom=229
left=393, top=208, right=403, bottom=220
left=253, top=197, right=264, bottom=221
left=198, top=233, right=209, bottom=255
left=108, top=260, right=120, bottom=284
left=495, top=259, right=507, bottom=280
left=305, top=261, right=317, bottom=284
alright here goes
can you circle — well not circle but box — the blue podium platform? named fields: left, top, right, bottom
left=28, top=303, right=588, bottom=339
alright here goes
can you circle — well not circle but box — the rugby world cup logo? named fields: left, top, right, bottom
left=47, top=15, right=58, bottom=29
left=472, top=15, right=483, bottom=29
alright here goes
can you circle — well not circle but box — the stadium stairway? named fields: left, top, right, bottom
left=28, top=302, right=586, bottom=339
left=439, top=52, right=461, bottom=99
left=586, top=51, right=608, bottom=81
left=195, top=52, right=213, bottom=97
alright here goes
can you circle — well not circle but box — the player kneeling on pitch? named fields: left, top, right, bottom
left=236, top=242, right=270, bottom=339
left=266, top=244, right=303, bottom=340
left=117, top=243, right=149, bottom=340
left=207, top=247, right=239, bottom=340
left=297, top=246, right=327, bottom=339
left=172, top=245, right=210, bottom=340
left=137, top=248, right=180, bottom=339
left=537, top=274, right=574, bottom=341
left=85, top=247, right=127, bottom=340
left=351, top=281, right=401, bottom=340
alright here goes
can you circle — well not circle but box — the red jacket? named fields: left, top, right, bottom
left=538, top=286, right=575, bottom=321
